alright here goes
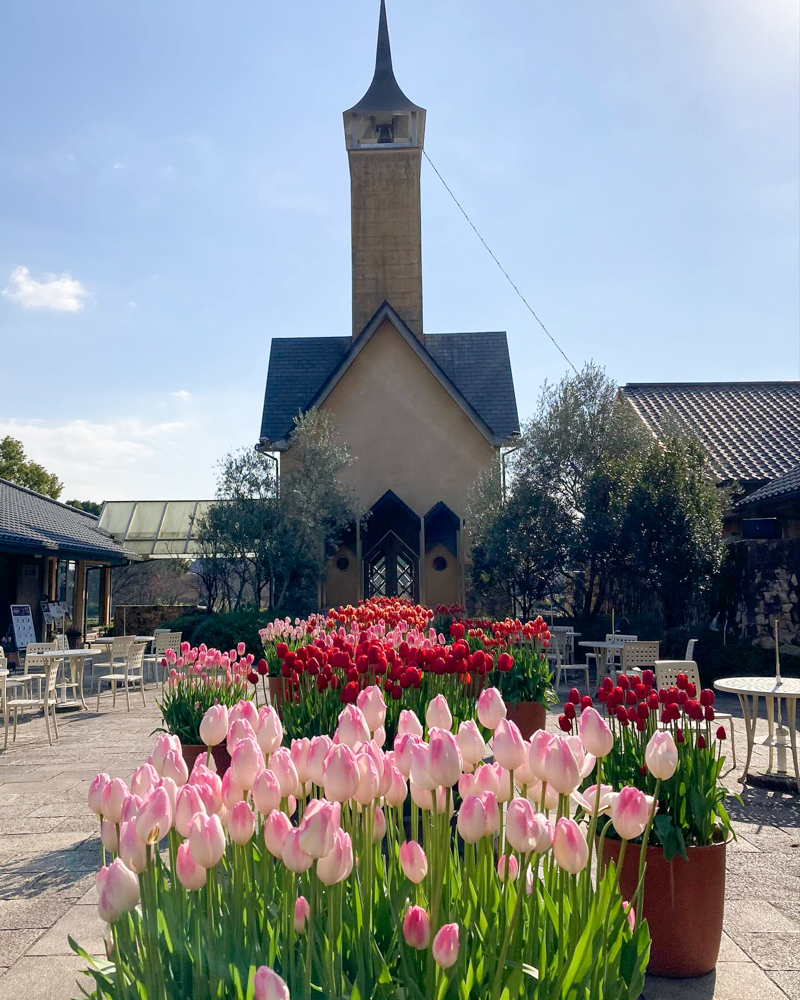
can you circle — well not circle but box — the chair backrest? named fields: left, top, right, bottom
left=621, top=641, right=660, bottom=671
left=127, top=643, right=147, bottom=677
left=0, top=646, right=6, bottom=669
left=154, top=632, right=182, bottom=656
left=612, top=634, right=638, bottom=643
left=549, top=626, right=573, bottom=634
left=24, top=642, right=57, bottom=674
left=43, top=657, right=60, bottom=699
left=111, top=636, right=136, bottom=660
left=684, top=638, right=698, bottom=661
left=655, top=659, right=701, bottom=692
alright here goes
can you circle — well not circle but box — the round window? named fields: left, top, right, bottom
left=432, top=556, right=448, bottom=572
left=336, top=556, right=350, bottom=572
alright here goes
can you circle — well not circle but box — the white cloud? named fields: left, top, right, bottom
left=2, top=266, right=89, bottom=312
left=127, top=301, right=138, bottom=309
left=170, top=389, right=192, bottom=402
left=112, top=162, right=125, bottom=170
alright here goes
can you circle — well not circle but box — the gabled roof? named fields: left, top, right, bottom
left=0, top=479, right=139, bottom=564
left=259, top=303, right=520, bottom=448
left=738, top=464, right=800, bottom=509
left=622, top=382, right=800, bottom=483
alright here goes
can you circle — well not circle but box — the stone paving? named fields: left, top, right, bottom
left=0, top=681, right=798, bottom=999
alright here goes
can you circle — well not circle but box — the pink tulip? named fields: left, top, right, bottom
left=479, top=791, right=500, bottom=834
left=130, top=763, right=159, bottom=799
left=175, top=784, right=207, bottom=838
left=120, top=793, right=141, bottom=824
left=373, top=805, right=386, bottom=842
left=573, top=783, right=615, bottom=817
left=528, top=730, right=554, bottom=782
left=161, top=749, right=189, bottom=787
left=397, top=709, right=423, bottom=739
left=456, top=794, right=487, bottom=843
left=306, top=735, right=333, bottom=785
left=505, top=797, right=538, bottom=853
left=477, top=687, right=506, bottom=730
left=229, top=699, right=258, bottom=731
left=472, top=763, right=500, bottom=797
left=191, top=768, right=223, bottom=814
left=492, top=718, right=526, bottom=771
left=252, top=768, right=281, bottom=816
left=256, top=706, right=283, bottom=755
left=337, top=704, right=371, bottom=748
left=567, top=735, right=596, bottom=782
left=226, top=718, right=257, bottom=754
left=290, top=738, right=311, bottom=784
left=221, top=769, right=245, bottom=809
left=552, top=817, right=589, bottom=874
left=228, top=800, right=256, bottom=845
left=623, top=900, right=636, bottom=933
left=100, top=819, right=118, bottom=853
left=458, top=772, right=475, bottom=797
left=294, top=895, right=310, bottom=933
left=263, top=810, right=292, bottom=859
left=357, top=685, right=387, bottom=732
left=354, top=753, right=381, bottom=805
left=96, top=858, right=140, bottom=923
left=199, top=704, right=229, bottom=747
left=579, top=707, right=614, bottom=758
left=316, top=827, right=353, bottom=885
left=610, top=786, right=654, bottom=841
left=514, top=744, right=535, bottom=785
left=175, top=840, right=207, bottom=891
left=271, top=748, right=301, bottom=798
left=237, top=641, right=246, bottom=657
left=157, top=775, right=178, bottom=816
left=282, top=828, right=313, bottom=873
left=118, top=820, right=147, bottom=873
left=298, top=800, right=337, bottom=858
left=402, top=905, right=431, bottom=949
left=497, top=854, right=519, bottom=881
left=432, top=923, right=460, bottom=969
left=393, top=732, right=420, bottom=778
left=543, top=736, right=581, bottom=796
left=253, top=966, right=290, bottom=1000
left=189, top=812, right=226, bottom=868
left=150, top=734, right=181, bottom=775
left=135, top=786, right=173, bottom=844
left=323, top=744, right=359, bottom=802
left=428, top=728, right=462, bottom=787
left=88, top=773, right=110, bottom=815
left=645, top=731, right=679, bottom=780
left=526, top=778, right=559, bottom=812
left=426, top=694, right=453, bottom=732
left=457, top=720, right=486, bottom=766
left=230, top=737, right=265, bottom=791
left=101, top=777, right=129, bottom=824
left=384, top=766, right=407, bottom=807
left=399, top=841, right=427, bottom=884
left=409, top=742, right=436, bottom=791
left=373, top=724, right=386, bottom=748
left=495, top=765, right=513, bottom=803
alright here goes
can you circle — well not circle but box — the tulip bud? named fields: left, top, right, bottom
left=644, top=731, right=678, bottom=780
left=96, top=858, right=140, bottom=923
left=252, top=768, right=281, bottom=816
left=543, top=736, right=581, bottom=796
left=426, top=694, right=453, bottom=731
left=456, top=794, right=487, bottom=843
left=609, top=786, right=653, bottom=841
left=263, top=809, right=292, bottom=859
left=175, top=784, right=207, bottom=839
left=161, top=749, right=189, bottom=787
left=397, top=709, right=423, bottom=739
left=552, top=817, right=589, bottom=874
left=432, top=923, right=460, bottom=969
left=256, top=706, right=283, bottom=755
left=428, top=728, right=463, bottom=787
left=199, top=704, right=229, bottom=747
left=297, top=799, right=337, bottom=858
left=385, top=766, right=407, bottom=807
left=528, top=730, right=554, bottom=782
left=323, top=744, right=359, bottom=802
left=316, top=827, right=354, bottom=885
left=477, top=687, right=507, bottom=730
left=373, top=805, right=386, bottom=842
left=357, top=685, right=387, bottom=732
left=492, top=718, right=526, bottom=770
left=101, top=777, right=129, bottom=824
left=228, top=800, right=256, bottom=845
left=130, top=763, right=159, bottom=799
left=254, top=966, right=290, bottom=1000
left=135, top=786, right=173, bottom=845
left=188, top=812, right=226, bottom=868
left=399, top=840, right=428, bottom=883
left=337, top=704, right=371, bottom=748
left=402, top=905, right=431, bottom=949
left=497, top=854, right=519, bottom=881
left=100, top=819, right=118, bottom=853
left=118, top=820, right=147, bottom=874
left=271, top=748, right=301, bottom=798
left=175, top=840, right=207, bottom=891
left=88, top=773, right=110, bottom=815
left=230, top=737, right=265, bottom=791
left=579, top=707, right=614, bottom=758
left=457, top=720, right=486, bottom=766
left=294, top=895, right=310, bottom=933
left=306, top=735, right=333, bottom=785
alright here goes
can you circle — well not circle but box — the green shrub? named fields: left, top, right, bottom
left=159, top=609, right=299, bottom=661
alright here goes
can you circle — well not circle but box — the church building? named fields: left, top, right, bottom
left=258, top=1, right=519, bottom=609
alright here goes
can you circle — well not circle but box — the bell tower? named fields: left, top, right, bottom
left=344, top=0, right=426, bottom=340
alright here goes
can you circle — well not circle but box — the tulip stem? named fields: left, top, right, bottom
left=490, top=850, right=531, bottom=1000
left=633, top=777, right=661, bottom=925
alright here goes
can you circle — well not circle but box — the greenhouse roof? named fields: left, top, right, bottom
left=98, top=500, right=216, bottom=557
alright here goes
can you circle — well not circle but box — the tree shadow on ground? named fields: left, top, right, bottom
left=0, top=838, right=100, bottom=899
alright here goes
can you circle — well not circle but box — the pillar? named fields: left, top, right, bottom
left=418, top=519, right=426, bottom=607
left=356, top=520, right=363, bottom=601
left=99, top=566, right=112, bottom=627
left=73, top=561, right=87, bottom=637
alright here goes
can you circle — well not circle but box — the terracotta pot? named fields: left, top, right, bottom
left=181, top=743, right=231, bottom=776
left=599, top=836, right=727, bottom=978
left=268, top=676, right=285, bottom=716
left=505, top=700, right=547, bottom=739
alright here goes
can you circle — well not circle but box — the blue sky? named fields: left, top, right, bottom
left=1, top=0, right=798, bottom=501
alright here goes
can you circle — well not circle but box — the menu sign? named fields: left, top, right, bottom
left=10, top=605, right=37, bottom=651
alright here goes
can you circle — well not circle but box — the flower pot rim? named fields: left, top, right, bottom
left=598, top=832, right=734, bottom=854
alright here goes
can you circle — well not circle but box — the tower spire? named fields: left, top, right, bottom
left=346, top=0, right=422, bottom=115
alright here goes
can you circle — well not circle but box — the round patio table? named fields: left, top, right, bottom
left=39, top=648, right=100, bottom=710
left=714, top=676, right=800, bottom=792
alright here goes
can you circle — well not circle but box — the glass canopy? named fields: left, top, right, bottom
left=98, top=500, right=216, bottom=558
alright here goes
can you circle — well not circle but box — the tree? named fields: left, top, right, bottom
left=66, top=499, right=102, bottom=516
left=468, top=460, right=573, bottom=619
left=622, top=436, right=727, bottom=628
left=510, top=363, right=649, bottom=617
left=0, top=436, right=63, bottom=498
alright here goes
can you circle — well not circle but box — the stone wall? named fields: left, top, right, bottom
left=731, top=539, right=800, bottom=648
left=113, top=605, right=199, bottom=636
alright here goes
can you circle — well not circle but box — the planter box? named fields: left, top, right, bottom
left=505, top=700, right=547, bottom=740
left=600, top=836, right=727, bottom=978
left=181, top=743, right=231, bottom=776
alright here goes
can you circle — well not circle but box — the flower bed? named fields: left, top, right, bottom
left=77, top=685, right=660, bottom=999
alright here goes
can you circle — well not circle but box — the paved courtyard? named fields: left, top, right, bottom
left=0, top=681, right=798, bottom=999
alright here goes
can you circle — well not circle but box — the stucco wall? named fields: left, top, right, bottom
left=424, top=542, right=460, bottom=607
left=324, top=546, right=359, bottom=609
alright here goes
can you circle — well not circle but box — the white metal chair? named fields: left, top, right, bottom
left=655, top=660, right=736, bottom=766
left=91, top=636, right=135, bottom=690
left=18, top=642, right=58, bottom=700
left=4, top=656, right=60, bottom=747
left=548, top=626, right=576, bottom=663
left=550, top=632, right=590, bottom=694
left=143, top=631, right=182, bottom=687
left=96, top=642, right=147, bottom=712
left=54, top=633, right=69, bottom=651
left=618, top=641, right=660, bottom=681
left=684, top=639, right=698, bottom=661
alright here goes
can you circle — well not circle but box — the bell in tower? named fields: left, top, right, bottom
left=344, top=1, right=426, bottom=338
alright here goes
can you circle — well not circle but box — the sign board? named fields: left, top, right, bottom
left=40, top=601, right=66, bottom=630
left=10, top=605, right=37, bottom=651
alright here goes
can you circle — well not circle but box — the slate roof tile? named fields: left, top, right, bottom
left=738, top=464, right=800, bottom=508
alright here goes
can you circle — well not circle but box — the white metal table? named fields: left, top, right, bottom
left=715, top=676, right=800, bottom=792
left=38, top=648, right=101, bottom=710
